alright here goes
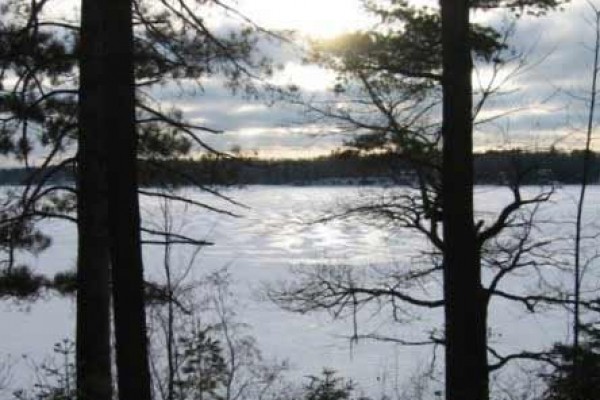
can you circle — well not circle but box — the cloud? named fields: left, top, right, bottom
left=137, top=1, right=600, bottom=158
left=465, top=0, right=600, bottom=150
left=38, top=0, right=587, bottom=159
left=14, top=0, right=600, bottom=164
left=198, top=125, right=345, bottom=158
left=146, top=59, right=342, bottom=157
left=268, top=3, right=600, bottom=154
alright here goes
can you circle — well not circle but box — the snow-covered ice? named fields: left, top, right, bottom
left=1, top=185, right=599, bottom=396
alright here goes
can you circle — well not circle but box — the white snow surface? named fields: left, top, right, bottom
left=1, top=185, right=599, bottom=397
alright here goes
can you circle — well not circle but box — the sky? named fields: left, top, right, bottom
left=159, top=0, right=376, bottom=158
left=35, top=0, right=600, bottom=159
left=155, top=0, right=600, bottom=159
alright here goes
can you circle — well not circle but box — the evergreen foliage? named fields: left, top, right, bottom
left=542, top=326, right=600, bottom=400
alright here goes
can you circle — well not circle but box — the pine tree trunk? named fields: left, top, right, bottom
left=440, top=1, right=489, bottom=400
left=102, top=0, right=152, bottom=399
left=76, top=0, right=113, bottom=398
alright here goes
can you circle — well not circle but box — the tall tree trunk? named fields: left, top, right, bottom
left=76, top=0, right=113, bottom=398
left=102, top=0, right=152, bottom=399
left=573, top=5, right=600, bottom=387
left=440, top=1, right=489, bottom=400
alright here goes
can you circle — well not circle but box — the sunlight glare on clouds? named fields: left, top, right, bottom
left=41, top=0, right=79, bottom=20
left=235, top=0, right=368, bottom=92
left=270, top=63, right=338, bottom=92
left=235, top=0, right=371, bottom=39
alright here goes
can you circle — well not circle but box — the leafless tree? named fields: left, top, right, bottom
left=268, top=3, right=569, bottom=400
left=147, top=197, right=287, bottom=400
left=1, top=1, right=274, bottom=398
left=573, top=0, right=600, bottom=353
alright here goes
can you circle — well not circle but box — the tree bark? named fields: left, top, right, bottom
left=102, top=0, right=152, bottom=399
left=440, top=1, right=489, bottom=400
left=76, top=0, right=113, bottom=398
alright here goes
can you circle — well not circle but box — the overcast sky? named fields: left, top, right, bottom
left=153, top=0, right=375, bottom=158
left=40, top=0, right=600, bottom=159
left=158, top=0, right=599, bottom=158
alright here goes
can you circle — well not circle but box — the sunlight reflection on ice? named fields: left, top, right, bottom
left=2, top=185, right=599, bottom=396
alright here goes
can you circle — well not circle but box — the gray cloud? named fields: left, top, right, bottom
left=471, top=1, right=600, bottom=150
left=143, top=1, right=600, bottom=158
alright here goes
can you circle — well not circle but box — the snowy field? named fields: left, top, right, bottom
left=1, top=185, right=599, bottom=396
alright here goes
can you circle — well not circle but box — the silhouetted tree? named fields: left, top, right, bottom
left=87, top=0, right=154, bottom=398
left=1, top=0, right=273, bottom=398
left=76, top=0, right=113, bottom=398
left=542, top=325, right=600, bottom=400
left=272, top=2, right=566, bottom=400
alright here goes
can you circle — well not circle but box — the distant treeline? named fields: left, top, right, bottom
left=1, top=149, right=598, bottom=186
left=474, top=149, right=599, bottom=185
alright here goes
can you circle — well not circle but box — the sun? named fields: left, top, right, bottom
left=235, top=0, right=371, bottom=39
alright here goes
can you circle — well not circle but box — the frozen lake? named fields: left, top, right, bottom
left=1, top=185, right=599, bottom=397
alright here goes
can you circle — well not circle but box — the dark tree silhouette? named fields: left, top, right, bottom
left=542, top=325, right=600, bottom=400
left=271, top=2, right=567, bottom=400
left=77, top=0, right=113, bottom=397
left=95, top=0, right=153, bottom=398
left=1, top=0, right=273, bottom=399
left=440, top=1, right=564, bottom=399
left=440, top=1, right=487, bottom=399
